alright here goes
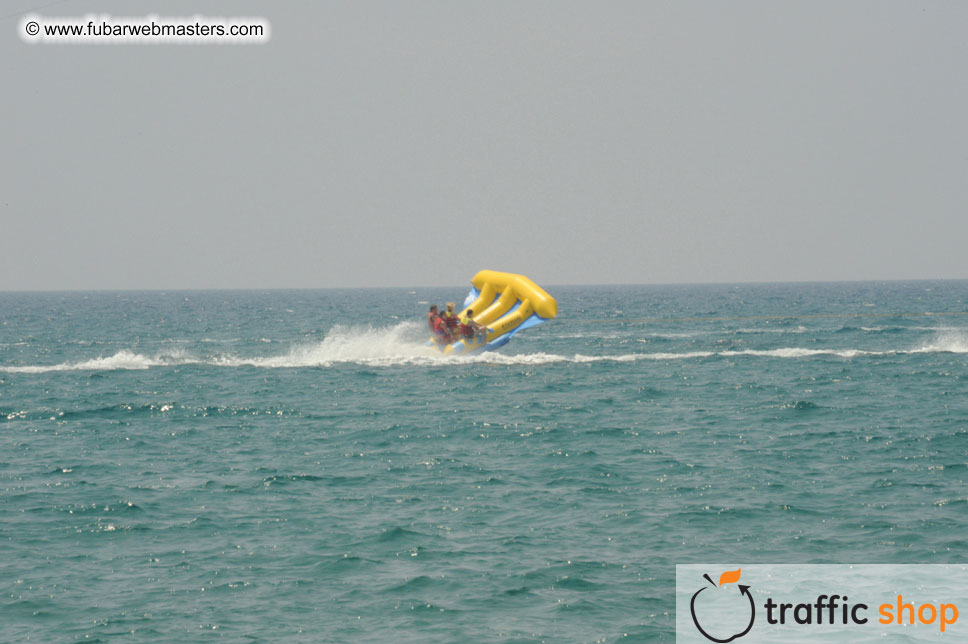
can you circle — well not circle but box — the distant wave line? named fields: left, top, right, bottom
left=584, top=310, right=968, bottom=324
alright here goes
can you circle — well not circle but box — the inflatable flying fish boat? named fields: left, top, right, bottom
left=430, top=270, right=557, bottom=355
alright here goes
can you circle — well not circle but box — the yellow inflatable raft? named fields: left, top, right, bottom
left=432, top=270, right=557, bottom=355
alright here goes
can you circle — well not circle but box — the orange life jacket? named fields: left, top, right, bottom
left=432, top=315, right=449, bottom=338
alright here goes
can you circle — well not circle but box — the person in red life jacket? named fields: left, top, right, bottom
left=441, top=302, right=460, bottom=341
left=427, top=304, right=451, bottom=346
left=459, top=308, right=490, bottom=342
left=427, top=304, right=440, bottom=332
left=432, top=314, right=451, bottom=346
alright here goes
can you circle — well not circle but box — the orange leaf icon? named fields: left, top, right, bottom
left=719, top=568, right=741, bottom=586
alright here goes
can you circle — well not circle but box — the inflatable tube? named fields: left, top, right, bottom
left=430, top=270, right=557, bottom=355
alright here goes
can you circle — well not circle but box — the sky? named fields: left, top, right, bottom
left=3, top=1, right=967, bottom=290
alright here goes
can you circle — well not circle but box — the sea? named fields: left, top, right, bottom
left=1, top=281, right=967, bottom=642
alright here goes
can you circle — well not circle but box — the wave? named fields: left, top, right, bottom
left=0, top=324, right=439, bottom=373
left=0, top=349, right=198, bottom=373
left=910, top=329, right=968, bottom=354
left=0, top=347, right=910, bottom=370
left=212, top=323, right=442, bottom=368
left=3, top=326, right=967, bottom=373
left=734, top=325, right=808, bottom=334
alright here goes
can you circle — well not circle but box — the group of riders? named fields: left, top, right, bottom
left=427, top=302, right=491, bottom=346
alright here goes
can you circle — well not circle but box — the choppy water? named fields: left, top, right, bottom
left=2, top=281, right=967, bottom=642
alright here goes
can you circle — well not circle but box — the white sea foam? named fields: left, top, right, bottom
left=910, top=330, right=968, bottom=354
left=734, top=326, right=808, bottom=334
left=645, top=331, right=705, bottom=339
left=721, top=348, right=882, bottom=359
left=214, top=322, right=444, bottom=368
left=0, top=349, right=197, bottom=373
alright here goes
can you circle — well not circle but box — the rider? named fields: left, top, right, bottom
left=441, top=302, right=460, bottom=341
left=426, top=304, right=439, bottom=332
left=427, top=304, right=451, bottom=346
left=459, top=308, right=490, bottom=342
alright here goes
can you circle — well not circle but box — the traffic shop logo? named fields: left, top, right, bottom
left=689, top=569, right=755, bottom=643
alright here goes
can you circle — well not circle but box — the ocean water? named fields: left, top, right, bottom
left=1, top=281, right=967, bottom=642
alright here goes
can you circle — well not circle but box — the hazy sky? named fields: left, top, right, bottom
left=4, top=1, right=967, bottom=290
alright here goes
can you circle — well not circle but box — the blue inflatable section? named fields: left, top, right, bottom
left=460, top=287, right=549, bottom=353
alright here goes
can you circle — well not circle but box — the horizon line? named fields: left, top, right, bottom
left=2, top=276, right=968, bottom=294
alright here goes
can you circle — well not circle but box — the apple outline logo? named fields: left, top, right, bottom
left=689, top=570, right=755, bottom=643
